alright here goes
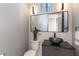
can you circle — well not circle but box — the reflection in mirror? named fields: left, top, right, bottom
left=30, top=11, right=68, bottom=32
left=31, top=14, right=48, bottom=31
left=48, top=13, right=62, bottom=32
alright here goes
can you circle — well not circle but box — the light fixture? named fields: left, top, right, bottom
left=61, top=3, right=64, bottom=11
left=32, top=6, right=35, bottom=15
left=61, top=3, right=65, bottom=32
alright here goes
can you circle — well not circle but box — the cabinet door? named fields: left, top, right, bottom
left=42, top=46, right=75, bottom=56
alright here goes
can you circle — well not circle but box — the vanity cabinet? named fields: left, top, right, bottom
left=42, top=40, right=75, bottom=56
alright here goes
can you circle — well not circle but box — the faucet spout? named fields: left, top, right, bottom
left=54, top=32, right=56, bottom=38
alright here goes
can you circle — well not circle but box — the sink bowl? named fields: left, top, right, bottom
left=49, top=37, right=63, bottom=46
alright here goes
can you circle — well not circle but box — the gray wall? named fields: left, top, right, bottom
left=0, top=3, right=28, bottom=56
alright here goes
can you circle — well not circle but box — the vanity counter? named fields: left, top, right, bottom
left=42, top=40, right=75, bottom=56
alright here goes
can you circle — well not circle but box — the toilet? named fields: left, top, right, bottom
left=24, top=41, right=40, bottom=56
left=24, top=50, right=37, bottom=56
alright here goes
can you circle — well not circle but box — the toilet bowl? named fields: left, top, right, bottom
left=24, top=50, right=37, bottom=56
left=24, top=40, right=40, bottom=56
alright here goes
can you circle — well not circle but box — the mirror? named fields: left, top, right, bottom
left=30, top=11, right=69, bottom=32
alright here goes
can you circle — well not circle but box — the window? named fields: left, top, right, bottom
left=41, top=3, right=52, bottom=14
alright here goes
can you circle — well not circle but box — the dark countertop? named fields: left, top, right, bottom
left=42, top=40, right=75, bottom=50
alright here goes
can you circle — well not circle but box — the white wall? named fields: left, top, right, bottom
left=72, top=3, right=79, bottom=55
left=0, top=3, right=28, bottom=56
left=72, top=4, right=79, bottom=27
left=55, top=3, right=73, bottom=45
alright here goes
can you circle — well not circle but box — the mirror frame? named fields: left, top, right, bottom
left=30, top=11, right=69, bottom=32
